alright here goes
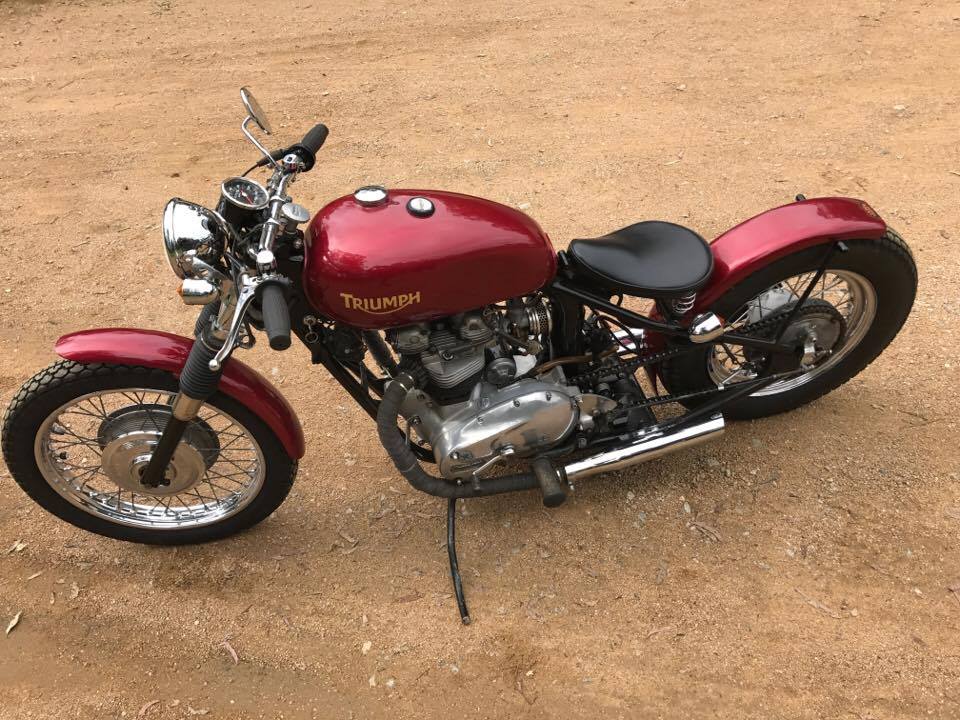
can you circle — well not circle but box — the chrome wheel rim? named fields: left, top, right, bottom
left=707, top=270, right=877, bottom=395
left=34, top=389, right=265, bottom=529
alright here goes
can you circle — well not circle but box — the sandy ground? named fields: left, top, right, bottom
left=1, top=0, right=959, bottom=717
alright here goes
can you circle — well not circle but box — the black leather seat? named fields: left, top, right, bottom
left=567, top=221, right=714, bottom=299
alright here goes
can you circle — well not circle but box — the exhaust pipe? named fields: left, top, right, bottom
left=562, top=413, right=724, bottom=482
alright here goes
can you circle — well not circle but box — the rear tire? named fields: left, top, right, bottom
left=1, top=361, right=297, bottom=544
left=661, top=231, right=917, bottom=420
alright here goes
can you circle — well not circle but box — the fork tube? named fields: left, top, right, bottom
left=138, top=334, right=224, bottom=488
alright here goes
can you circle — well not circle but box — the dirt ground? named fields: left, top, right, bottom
left=1, top=0, right=958, bottom=717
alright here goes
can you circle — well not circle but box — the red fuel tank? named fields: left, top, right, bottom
left=303, top=189, right=557, bottom=329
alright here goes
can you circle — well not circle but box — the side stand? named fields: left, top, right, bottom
left=446, top=498, right=471, bottom=625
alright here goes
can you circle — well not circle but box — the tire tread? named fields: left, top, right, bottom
left=661, top=231, right=917, bottom=419
left=2, top=361, right=296, bottom=545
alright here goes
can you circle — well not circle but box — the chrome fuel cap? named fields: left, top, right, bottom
left=354, top=185, right=388, bottom=207
left=407, top=196, right=435, bottom=217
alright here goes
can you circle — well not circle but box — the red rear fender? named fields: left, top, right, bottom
left=696, top=196, right=887, bottom=309
left=54, top=329, right=306, bottom=459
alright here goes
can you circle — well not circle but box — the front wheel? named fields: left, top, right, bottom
left=1, top=361, right=297, bottom=544
left=661, top=231, right=917, bottom=420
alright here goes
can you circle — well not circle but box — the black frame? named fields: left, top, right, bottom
left=276, top=241, right=844, bottom=449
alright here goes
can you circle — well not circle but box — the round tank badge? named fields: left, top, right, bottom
left=406, top=196, right=435, bottom=218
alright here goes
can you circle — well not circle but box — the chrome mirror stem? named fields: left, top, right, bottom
left=241, top=115, right=280, bottom=171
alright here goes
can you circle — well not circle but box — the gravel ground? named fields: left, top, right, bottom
left=0, top=0, right=958, bottom=718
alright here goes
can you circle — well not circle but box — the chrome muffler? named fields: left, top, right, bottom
left=562, top=413, right=725, bottom=482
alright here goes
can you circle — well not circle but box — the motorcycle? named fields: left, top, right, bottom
left=1, top=89, right=917, bottom=623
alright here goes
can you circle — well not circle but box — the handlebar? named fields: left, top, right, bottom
left=251, top=124, right=329, bottom=172
left=253, top=146, right=289, bottom=170
left=287, top=123, right=329, bottom=172
left=260, top=282, right=291, bottom=351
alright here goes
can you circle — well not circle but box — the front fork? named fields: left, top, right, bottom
left=138, top=296, right=238, bottom=488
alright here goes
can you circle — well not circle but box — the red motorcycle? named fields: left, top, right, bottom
left=1, top=89, right=916, bottom=622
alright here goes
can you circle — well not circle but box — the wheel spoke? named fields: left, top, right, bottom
left=707, top=269, right=876, bottom=396
left=35, top=386, right=266, bottom=530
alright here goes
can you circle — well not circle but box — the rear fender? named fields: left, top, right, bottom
left=695, top=196, right=887, bottom=310
left=642, top=197, right=887, bottom=377
left=54, top=328, right=306, bottom=459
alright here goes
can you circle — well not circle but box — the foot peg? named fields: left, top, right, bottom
left=533, top=458, right=567, bottom=508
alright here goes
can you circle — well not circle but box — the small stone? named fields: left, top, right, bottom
left=385, top=678, right=396, bottom=689
left=850, top=608, right=859, bottom=617
left=913, top=587, right=922, bottom=596
left=449, top=664, right=460, bottom=674
left=682, top=501, right=691, bottom=514
left=361, top=641, right=372, bottom=655
left=368, top=675, right=376, bottom=687
left=676, top=83, right=686, bottom=91
left=626, top=491, right=635, bottom=501
left=517, top=202, right=532, bottom=210
left=893, top=104, right=906, bottom=111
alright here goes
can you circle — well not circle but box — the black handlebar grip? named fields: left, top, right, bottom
left=299, top=123, right=329, bottom=153
left=260, top=283, right=291, bottom=351
left=288, top=123, right=329, bottom=172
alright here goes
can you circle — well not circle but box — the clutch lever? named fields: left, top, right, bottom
left=208, top=273, right=268, bottom=371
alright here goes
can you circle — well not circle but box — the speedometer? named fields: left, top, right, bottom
left=221, top=177, right=269, bottom=210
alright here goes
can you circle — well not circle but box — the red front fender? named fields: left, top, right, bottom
left=54, top=329, right=306, bottom=459
left=695, top=196, right=887, bottom=310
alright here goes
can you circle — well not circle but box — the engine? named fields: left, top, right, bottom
left=387, top=297, right=588, bottom=480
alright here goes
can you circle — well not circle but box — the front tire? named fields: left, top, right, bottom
left=1, top=361, right=297, bottom=544
left=661, top=231, right=917, bottom=420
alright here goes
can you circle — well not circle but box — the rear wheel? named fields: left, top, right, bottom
left=1, top=361, right=296, bottom=544
left=661, top=231, right=917, bottom=419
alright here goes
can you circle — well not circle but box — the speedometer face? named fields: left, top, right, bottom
left=221, top=177, right=269, bottom=210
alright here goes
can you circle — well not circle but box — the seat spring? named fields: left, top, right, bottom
left=670, top=293, right=697, bottom=316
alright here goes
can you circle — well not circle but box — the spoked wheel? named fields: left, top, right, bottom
left=661, top=232, right=917, bottom=419
left=2, top=361, right=296, bottom=544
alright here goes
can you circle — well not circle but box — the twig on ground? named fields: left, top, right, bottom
left=646, top=625, right=673, bottom=639
left=690, top=521, right=722, bottom=542
left=795, top=588, right=842, bottom=619
left=220, top=639, right=239, bottom=664
left=137, top=700, right=160, bottom=718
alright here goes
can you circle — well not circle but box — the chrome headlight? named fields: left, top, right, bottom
left=161, top=199, right=225, bottom=278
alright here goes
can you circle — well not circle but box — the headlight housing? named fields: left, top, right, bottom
left=161, top=199, right=225, bottom=278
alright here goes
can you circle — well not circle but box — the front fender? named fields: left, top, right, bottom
left=695, top=196, right=887, bottom=310
left=54, top=328, right=306, bottom=459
